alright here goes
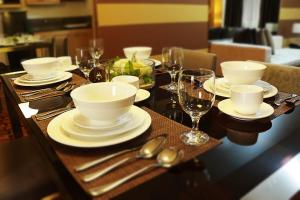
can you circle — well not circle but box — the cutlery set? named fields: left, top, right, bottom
left=20, top=81, right=75, bottom=101
left=74, top=135, right=183, bottom=197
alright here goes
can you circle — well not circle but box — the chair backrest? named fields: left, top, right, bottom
left=52, top=36, right=68, bottom=57
left=252, top=61, right=300, bottom=95
left=182, top=49, right=217, bottom=71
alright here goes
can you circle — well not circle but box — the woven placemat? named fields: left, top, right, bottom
left=159, top=84, right=299, bottom=120
left=32, top=107, right=221, bottom=199
left=9, top=72, right=85, bottom=102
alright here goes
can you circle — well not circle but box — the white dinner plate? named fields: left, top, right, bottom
left=14, top=72, right=72, bottom=87
left=204, top=78, right=278, bottom=99
left=61, top=65, right=78, bottom=72
left=18, top=72, right=65, bottom=83
left=216, top=78, right=273, bottom=93
left=218, top=99, right=274, bottom=120
left=61, top=107, right=145, bottom=141
left=149, top=59, right=162, bottom=67
left=47, top=105, right=151, bottom=148
left=22, top=72, right=58, bottom=82
left=73, top=109, right=131, bottom=130
left=135, top=89, right=150, bottom=103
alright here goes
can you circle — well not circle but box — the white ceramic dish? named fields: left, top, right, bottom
left=72, top=108, right=132, bottom=130
left=149, top=59, right=162, bottom=67
left=47, top=105, right=151, bottom=148
left=61, top=106, right=144, bottom=141
left=135, top=89, right=150, bottom=103
left=71, top=82, right=137, bottom=122
left=221, top=61, right=266, bottom=84
left=203, top=78, right=278, bottom=99
left=21, top=57, right=58, bottom=78
left=18, top=72, right=64, bottom=84
left=123, top=46, right=152, bottom=60
left=14, top=72, right=72, bottom=87
left=22, top=72, right=57, bottom=81
left=218, top=99, right=274, bottom=120
left=216, top=78, right=272, bottom=92
left=62, top=65, right=78, bottom=72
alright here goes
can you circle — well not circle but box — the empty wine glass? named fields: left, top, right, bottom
left=89, top=38, right=104, bottom=66
left=178, top=69, right=215, bottom=145
left=75, top=48, right=94, bottom=83
left=161, top=47, right=184, bottom=91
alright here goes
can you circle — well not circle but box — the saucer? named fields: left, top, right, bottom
left=47, top=105, right=151, bottom=148
left=18, top=72, right=64, bottom=83
left=218, top=99, right=274, bottom=120
left=73, top=109, right=132, bottom=130
left=204, top=78, right=278, bottom=99
left=22, top=72, right=58, bottom=82
left=61, top=107, right=144, bottom=141
left=62, top=65, right=78, bottom=72
left=14, top=72, right=72, bottom=87
left=135, top=89, right=150, bottom=103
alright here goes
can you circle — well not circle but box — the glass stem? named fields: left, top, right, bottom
left=170, top=72, right=176, bottom=85
left=191, top=116, right=200, bottom=133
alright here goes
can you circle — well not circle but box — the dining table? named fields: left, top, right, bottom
left=1, top=68, right=300, bottom=200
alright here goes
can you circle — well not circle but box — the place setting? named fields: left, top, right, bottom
left=46, top=82, right=152, bottom=148
left=203, top=61, right=278, bottom=99
left=13, top=57, right=73, bottom=87
left=207, top=61, right=276, bottom=121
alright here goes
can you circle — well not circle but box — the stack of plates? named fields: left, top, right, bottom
left=203, top=78, right=278, bottom=98
left=14, top=71, right=73, bottom=87
left=47, top=105, right=151, bottom=148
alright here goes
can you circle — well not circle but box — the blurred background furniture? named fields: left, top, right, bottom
left=0, top=136, right=60, bottom=200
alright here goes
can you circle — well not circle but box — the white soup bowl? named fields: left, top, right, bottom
left=21, top=57, right=58, bottom=79
left=123, top=46, right=152, bottom=60
left=70, top=82, right=137, bottom=122
left=221, top=61, right=266, bottom=85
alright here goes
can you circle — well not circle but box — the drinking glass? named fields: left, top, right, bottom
left=75, top=48, right=94, bottom=83
left=89, top=38, right=104, bottom=67
left=161, top=47, right=184, bottom=91
left=178, top=69, right=215, bottom=145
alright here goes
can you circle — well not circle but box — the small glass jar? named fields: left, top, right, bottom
left=109, top=58, right=155, bottom=89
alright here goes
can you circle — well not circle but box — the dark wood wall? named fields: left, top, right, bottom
left=279, top=0, right=300, bottom=38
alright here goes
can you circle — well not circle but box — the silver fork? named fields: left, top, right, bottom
left=21, top=81, right=70, bottom=97
left=35, top=102, right=74, bottom=121
left=25, top=84, right=75, bottom=101
left=274, top=94, right=297, bottom=106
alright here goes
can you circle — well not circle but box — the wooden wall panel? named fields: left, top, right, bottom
left=279, top=0, right=300, bottom=38
left=95, top=0, right=209, bottom=58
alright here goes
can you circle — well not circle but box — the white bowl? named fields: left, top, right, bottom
left=112, top=75, right=139, bottom=89
left=70, top=82, right=137, bottom=122
left=21, top=57, right=58, bottom=78
left=123, top=46, right=152, bottom=60
left=220, top=61, right=266, bottom=84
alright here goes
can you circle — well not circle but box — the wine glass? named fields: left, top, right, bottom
left=178, top=68, right=215, bottom=145
left=75, top=48, right=94, bottom=83
left=161, top=47, right=184, bottom=91
left=89, top=38, right=104, bottom=66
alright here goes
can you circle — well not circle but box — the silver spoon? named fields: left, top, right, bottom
left=274, top=93, right=298, bottom=106
left=82, top=136, right=167, bottom=183
left=89, top=147, right=184, bottom=197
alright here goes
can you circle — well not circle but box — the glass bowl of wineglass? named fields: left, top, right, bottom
left=75, top=47, right=94, bottom=83
left=161, top=47, right=183, bottom=91
left=178, top=68, right=215, bottom=145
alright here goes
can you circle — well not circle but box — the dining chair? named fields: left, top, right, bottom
left=0, top=136, right=60, bottom=199
left=52, top=36, right=69, bottom=57
left=251, top=61, right=300, bottom=95
left=181, top=49, right=217, bottom=71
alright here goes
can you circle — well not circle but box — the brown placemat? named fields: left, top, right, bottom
left=9, top=72, right=86, bottom=102
left=159, top=84, right=299, bottom=120
left=33, top=107, right=221, bottom=199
